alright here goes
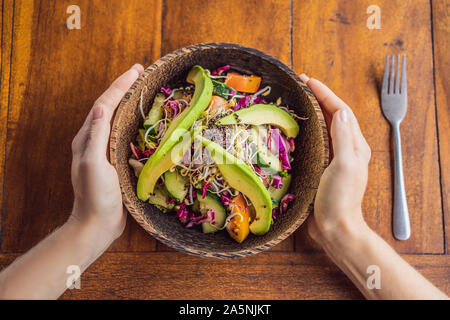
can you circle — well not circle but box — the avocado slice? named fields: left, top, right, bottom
left=137, top=131, right=192, bottom=201
left=158, top=66, right=213, bottom=147
left=216, top=104, right=299, bottom=138
left=196, top=136, right=273, bottom=235
left=137, top=66, right=213, bottom=201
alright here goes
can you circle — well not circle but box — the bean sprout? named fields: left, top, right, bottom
left=252, top=85, right=271, bottom=98
left=139, top=89, right=146, bottom=120
left=163, top=88, right=178, bottom=102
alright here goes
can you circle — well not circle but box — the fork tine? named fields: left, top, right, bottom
left=395, top=54, right=401, bottom=94
left=401, top=55, right=407, bottom=94
left=389, top=55, right=396, bottom=94
left=382, top=55, right=390, bottom=93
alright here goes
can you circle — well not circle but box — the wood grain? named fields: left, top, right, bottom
left=1, top=252, right=447, bottom=299
left=293, top=0, right=443, bottom=253
left=62, top=252, right=363, bottom=299
left=162, top=0, right=292, bottom=65
left=156, top=236, right=294, bottom=252
left=0, top=0, right=15, bottom=249
left=432, top=0, right=450, bottom=253
left=1, top=0, right=162, bottom=252
left=161, top=0, right=294, bottom=252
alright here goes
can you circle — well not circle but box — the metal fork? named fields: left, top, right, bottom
left=381, top=54, right=410, bottom=240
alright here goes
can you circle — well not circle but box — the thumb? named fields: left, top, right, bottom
left=330, top=108, right=355, bottom=160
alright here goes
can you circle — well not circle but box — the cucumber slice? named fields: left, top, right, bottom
left=257, top=150, right=281, bottom=174
left=268, top=174, right=292, bottom=203
left=164, top=169, right=188, bottom=202
left=192, top=198, right=200, bottom=212
left=137, top=129, right=156, bottom=151
left=136, top=129, right=146, bottom=151
left=173, top=88, right=184, bottom=100
left=144, top=93, right=165, bottom=131
left=250, top=125, right=281, bottom=174
left=249, top=125, right=267, bottom=147
left=197, top=192, right=227, bottom=233
left=148, top=186, right=174, bottom=211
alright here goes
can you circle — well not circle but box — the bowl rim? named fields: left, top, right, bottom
left=110, top=42, right=329, bottom=259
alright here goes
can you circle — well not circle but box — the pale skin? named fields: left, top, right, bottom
left=0, top=65, right=447, bottom=300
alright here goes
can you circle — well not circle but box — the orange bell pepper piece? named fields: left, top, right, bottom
left=227, top=194, right=251, bottom=243
left=224, top=73, right=261, bottom=93
left=208, top=95, right=229, bottom=113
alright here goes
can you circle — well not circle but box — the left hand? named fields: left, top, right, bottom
left=70, top=64, right=144, bottom=242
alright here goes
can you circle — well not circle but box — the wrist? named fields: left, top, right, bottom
left=70, top=202, right=125, bottom=242
left=66, top=213, right=117, bottom=254
left=314, top=209, right=371, bottom=246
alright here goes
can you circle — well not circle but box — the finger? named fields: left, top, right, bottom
left=93, top=63, right=144, bottom=121
left=330, top=108, right=355, bottom=160
left=73, top=64, right=144, bottom=155
left=300, top=73, right=370, bottom=160
left=350, top=115, right=371, bottom=161
left=299, top=74, right=349, bottom=115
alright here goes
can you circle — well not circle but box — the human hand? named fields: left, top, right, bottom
left=70, top=64, right=144, bottom=243
left=299, top=74, right=372, bottom=243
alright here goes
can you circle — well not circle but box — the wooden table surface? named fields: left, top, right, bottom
left=0, top=0, right=448, bottom=299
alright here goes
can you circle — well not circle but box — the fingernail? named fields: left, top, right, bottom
left=299, top=73, right=310, bottom=83
left=92, top=106, right=103, bottom=120
left=131, top=63, right=144, bottom=73
left=339, top=109, right=348, bottom=122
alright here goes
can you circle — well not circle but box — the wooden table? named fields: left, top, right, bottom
left=0, top=0, right=448, bottom=299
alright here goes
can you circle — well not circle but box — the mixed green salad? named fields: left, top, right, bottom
left=129, top=65, right=305, bottom=243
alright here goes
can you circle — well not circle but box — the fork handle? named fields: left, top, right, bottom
left=392, top=122, right=411, bottom=240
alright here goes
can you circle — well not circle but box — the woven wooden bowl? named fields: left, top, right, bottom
left=110, top=43, right=329, bottom=259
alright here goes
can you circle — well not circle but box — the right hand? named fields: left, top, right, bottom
left=70, top=64, right=144, bottom=243
left=299, top=74, right=372, bottom=242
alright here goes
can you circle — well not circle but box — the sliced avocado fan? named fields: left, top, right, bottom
left=216, top=104, right=299, bottom=138
left=137, top=65, right=213, bottom=201
left=196, top=136, right=273, bottom=235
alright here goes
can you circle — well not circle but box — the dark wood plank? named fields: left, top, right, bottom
left=1, top=0, right=162, bottom=252
left=161, top=0, right=295, bottom=251
left=0, top=0, right=15, bottom=251
left=293, top=0, right=443, bottom=253
left=432, top=0, right=449, bottom=253
left=1, top=252, right=447, bottom=299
